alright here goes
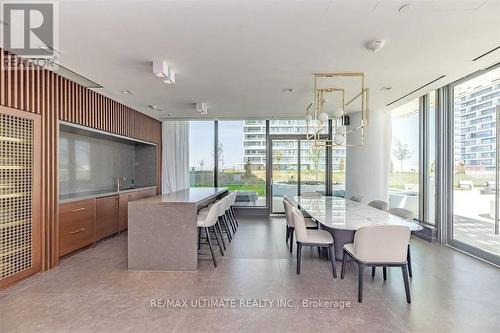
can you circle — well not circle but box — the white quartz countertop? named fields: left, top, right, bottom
left=133, top=187, right=228, bottom=204
left=293, top=196, right=423, bottom=231
left=59, top=186, right=157, bottom=203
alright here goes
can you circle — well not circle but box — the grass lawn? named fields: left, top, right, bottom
left=224, top=184, right=266, bottom=196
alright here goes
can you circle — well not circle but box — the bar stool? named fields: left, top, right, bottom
left=228, top=192, right=239, bottom=228
left=197, top=201, right=224, bottom=267
left=222, top=193, right=237, bottom=234
left=199, top=195, right=233, bottom=242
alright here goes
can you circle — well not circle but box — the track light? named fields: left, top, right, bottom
left=153, top=60, right=176, bottom=84
left=196, top=103, right=208, bottom=115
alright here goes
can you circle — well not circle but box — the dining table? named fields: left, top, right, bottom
left=292, top=196, right=424, bottom=260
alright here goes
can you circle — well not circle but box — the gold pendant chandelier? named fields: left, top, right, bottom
left=305, top=72, right=369, bottom=147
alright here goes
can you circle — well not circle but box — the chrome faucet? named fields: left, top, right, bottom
left=115, top=177, right=126, bottom=191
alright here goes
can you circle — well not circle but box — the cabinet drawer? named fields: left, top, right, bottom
left=59, top=199, right=95, bottom=256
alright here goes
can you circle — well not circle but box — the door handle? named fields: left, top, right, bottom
left=69, top=207, right=86, bottom=212
left=69, top=228, right=86, bottom=234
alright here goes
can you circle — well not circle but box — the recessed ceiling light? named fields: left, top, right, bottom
left=282, top=88, right=294, bottom=93
left=398, top=4, right=411, bottom=13
left=148, top=104, right=161, bottom=111
left=121, top=90, right=135, bottom=95
left=365, top=40, right=385, bottom=52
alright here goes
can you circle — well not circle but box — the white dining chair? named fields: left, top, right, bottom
left=197, top=201, right=225, bottom=267
left=388, top=207, right=415, bottom=278
left=291, top=207, right=337, bottom=279
left=283, top=197, right=318, bottom=253
left=340, top=225, right=411, bottom=303
left=349, top=195, right=363, bottom=203
left=368, top=200, right=389, bottom=211
left=388, top=207, right=414, bottom=220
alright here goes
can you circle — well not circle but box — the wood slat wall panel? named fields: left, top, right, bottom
left=0, top=48, right=162, bottom=279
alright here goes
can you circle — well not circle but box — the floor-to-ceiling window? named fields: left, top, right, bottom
left=217, top=120, right=267, bottom=207
left=389, top=98, right=420, bottom=219
left=332, top=145, right=345, bottom=196
left=451, top=66, right=500, bottom=257
left=425, top=91, right=437, bottom=224
left=188, top=121, right=214, bottom=187
left=186, top=119, right=345, bottom=211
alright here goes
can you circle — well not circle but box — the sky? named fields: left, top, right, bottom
left=392, top=113, right=419, bottom=171
left=189, top=121, right=245, bottom=169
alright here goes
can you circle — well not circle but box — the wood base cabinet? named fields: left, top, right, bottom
left=58, top=187, right=157, bottom=258
left=95, top=196, right=119, bottom=241
left=59, top=199, right=95, bottom=257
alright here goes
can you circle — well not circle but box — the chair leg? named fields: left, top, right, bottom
left=328, top=246, right=337, bottom=278
left=383, top=266, right=387, bottom=281
left=296, top=243, right=302, bottom=274
left=221, top=216, right=232, bottom=242
left=205, top=227, right=217, bottom=267
left=227, top=212, right=236, bottom=233
left=407, top=245, right=413, bottom=278
left=372, top=266, right=375, bottom=278
left=213, top=226, right=224, bottom=256
left=358, top=264, right=365, bottom=303
left=402, top=265, right=411, bottom=303
left=317, top=247, right=321, bottom=257
left=225, top=215, right=234, bottom=237
left=289, top=230, right=294, bottom=253
left=286, top=225, right=289, bottom=243
left=231, top=206, right=239, bottom=227
left=216, top=222, right=226, bottom=251
left=341, top=249, right=347, bottom=279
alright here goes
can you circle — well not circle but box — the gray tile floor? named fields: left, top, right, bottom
left=1, top=217, right=499, bottom=333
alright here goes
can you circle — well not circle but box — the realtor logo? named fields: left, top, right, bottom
left=1, top=1, right=58, bottom=58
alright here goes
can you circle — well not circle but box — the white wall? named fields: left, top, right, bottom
left=345, top=109, right=391, bottom=203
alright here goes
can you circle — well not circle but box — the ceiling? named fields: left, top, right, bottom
left=54, top=0, right=500, bottom=120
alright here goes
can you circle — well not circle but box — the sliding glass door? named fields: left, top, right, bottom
left=389, top=98, right=421, bottom=219
left=270, top=139, right=299, bottom=213
left=269, top=137, right=327, bottom=213
left=450, top=66, right=500, bottom=259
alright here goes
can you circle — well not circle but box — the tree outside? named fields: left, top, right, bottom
left=392, top=139, right=412, bottom=172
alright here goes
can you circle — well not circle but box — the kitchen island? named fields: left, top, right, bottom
left=127, top=187, right=228, bottom=271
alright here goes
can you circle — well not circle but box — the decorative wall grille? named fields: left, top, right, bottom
left=0, top=113, right=33, bottom=279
